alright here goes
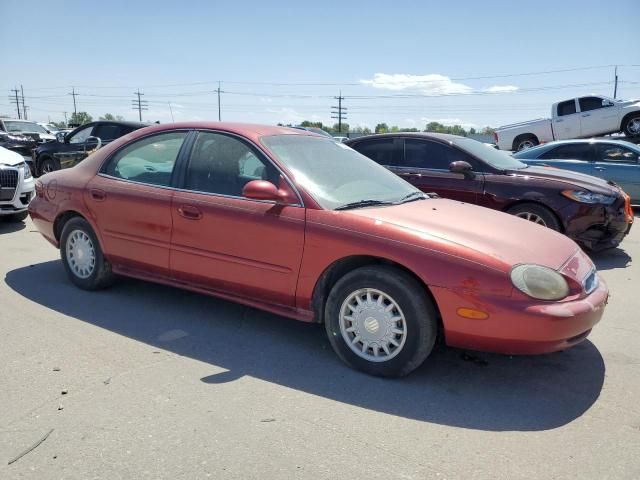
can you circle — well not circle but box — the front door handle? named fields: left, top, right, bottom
left=582, top=113, right=591, bottom=117
left=178, top=205, right=202, bottom=220
left=90, top=189, right=106, bottom=201
left=594, top=166, right=606, bottom=171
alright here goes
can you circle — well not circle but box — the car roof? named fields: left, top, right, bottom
left=124, top=122, right=321, bottom=143
left=346, top=132, right=463, bottom=143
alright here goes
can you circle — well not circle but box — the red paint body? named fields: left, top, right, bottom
left=29, top=123, right=608, bottom=355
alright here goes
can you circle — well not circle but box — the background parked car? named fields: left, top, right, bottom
left=513, top=139, right=640, bottom=204
left=494, top=95, right=640, bottom=151
left=0, top=130, right=37, bottom=172
left=0, top=146, right=35, bottom=222
left=33, top=120, right=146, bottom=176
left=346, top=133, right=633, bottom=251
left=0, top=119, right=56, bottom=144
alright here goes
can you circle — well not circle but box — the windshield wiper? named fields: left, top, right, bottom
left=335, top=199, right=394, bottom=211
left=397, top=191, right=428, bottom=204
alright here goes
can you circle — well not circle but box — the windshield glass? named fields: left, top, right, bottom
left=261, top=135, right=420, bottom=210
left=4, top=121, right=49, bottom=134
left=452, top=137, right=528, bottom=170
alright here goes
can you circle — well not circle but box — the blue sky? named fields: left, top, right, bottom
left=1, top=0, right=638, bottom=129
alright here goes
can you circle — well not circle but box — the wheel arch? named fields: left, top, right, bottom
left=503, top=199, right=565, bottom=233
left=310, top=255, right=443, bottom=333
left=620, top=111, right=640, bottom=132
left=512, top=133, right=539, bottom=151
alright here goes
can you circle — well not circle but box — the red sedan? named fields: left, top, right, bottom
left=29, top=123, right=608, bottom=377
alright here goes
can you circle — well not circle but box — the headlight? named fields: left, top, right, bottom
left=510, top=264, right=569, bottom=300
left=19, top=162, right=32, bottom=179
left=562, top=190, right=615, bottom=205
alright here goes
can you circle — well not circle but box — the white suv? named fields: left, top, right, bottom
left=0, top=146, right=35, bottom=222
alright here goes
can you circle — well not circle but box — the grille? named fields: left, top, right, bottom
left=0, top=168, right=18, bottom=201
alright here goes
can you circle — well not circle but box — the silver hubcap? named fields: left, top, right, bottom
left=519, top=141, right=535, bottom=150
left=339, top=288, right=407, bottom=362
left=628, top=118, right=640, bottom=135
left=515, top=212, right=547, bottom=226
left=66, top=230, right=96, bottom=278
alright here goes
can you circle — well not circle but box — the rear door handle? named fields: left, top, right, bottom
left=178, top=205, right=202, bottom=220
left=582, top=113, right=591, bottom=117
left=594, top=166, right=606, bottom=171
left=90, top=189, right=106, bottom=201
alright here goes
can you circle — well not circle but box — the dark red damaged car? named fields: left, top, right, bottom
left=346, top=133, right=633, bottom=251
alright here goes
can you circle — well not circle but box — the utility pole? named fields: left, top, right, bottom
left=20, top=85, right=27, bottom=120
left=168, top=102, right=175, bottom=122
left=131, top=89, right=148, bottom=121
left=9, top=87, right=21, bottom=119
left=331, top=91, right=347, bottom=134
left=69, top=87, right=78, bottom=116
left=613, top=65, right=619, bottom=99
left=216, top=81, right=221, bottom=121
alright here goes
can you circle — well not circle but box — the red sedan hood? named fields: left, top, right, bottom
left=351, top=198, right=579, bottom=272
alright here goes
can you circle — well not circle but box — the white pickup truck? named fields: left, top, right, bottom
left=494, top=95, right=640, bottom=151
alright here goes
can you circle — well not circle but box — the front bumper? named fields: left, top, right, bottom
left=0, top=166, right=35, bottom=216
left=562, top=195, right=632, bottom=251
left=432, top=276, right=608, bottom=355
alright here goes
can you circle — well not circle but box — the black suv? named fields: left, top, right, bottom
left=33, top=121, right=146, bottom=176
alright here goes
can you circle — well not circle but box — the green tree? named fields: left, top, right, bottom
left=100, top=113, right=125, bottom=121
left=331, top=123, right=349, bottom=134
left=469, top=127, right=477, bottom=135
left=69, top=112, right=93, bottom=125
left=481, top=126, right=495, bottom=135
left=375, top=123, right=389, bottom=134
left=51, top=120, right=67, bottom=128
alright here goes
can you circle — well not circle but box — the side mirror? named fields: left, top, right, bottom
left=602, top=99, right=613, bottom=107
left=56, top=132, right=66, bottom=143
left=84, top=136, right=102, bottom=152
left=449, top=160, right=475, bottom=178
left=242, top=180, right=283, bottom=202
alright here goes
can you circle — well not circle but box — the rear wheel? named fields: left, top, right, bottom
left=507, top=203, right=561, bottom=231
left=623, top=115, right=640, bottom=137
left=60, top=217, right=115, bottom=290
left=38, top=156, right=59, bottom=176
left=514, top=135, right=539, bottom=151
left=324, top=265, right=438, bottom=377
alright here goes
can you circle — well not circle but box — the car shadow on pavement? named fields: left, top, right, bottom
left=5, top=260, right=605, bottom=432
left=0, top=220, right=26, bottom=235
left=590, top=247, right=632, bottom=270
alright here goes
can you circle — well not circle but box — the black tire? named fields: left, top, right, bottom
left=622, top=115, right=640, bottom=137
left=324, top=265, right=438, bottom=378
left=507, top=203, right=561, bottom=231
left=38, top=156, right=59, bottom=176
left=5, top=211, right=28, bottom=222
left=60, top=217, right=115, bottom=290
left=514, top=135, right=539, bottom=151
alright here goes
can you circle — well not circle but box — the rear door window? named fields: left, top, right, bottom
left=103, top=131, right=187, bottom=186
left=93, top=124, right=122, bottom=142
left=596, top=144, right=639, bottom=164
left=350, top=139, right=399, bottom=166
left=557, top=100, right=577, bottom=116
left=539, top=143, right=593, bottom=161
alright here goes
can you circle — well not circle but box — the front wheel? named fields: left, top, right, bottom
left=60, top=217, right=115, bottom=290
left=623, top=115, right=640, bottom=137
left=38, top=156, right=59, bottom=176
left=515, top=135, right=539, bottom=151
left=324, top=265, right=438, bottom=377
left=507, top=203, right=561, bottom=231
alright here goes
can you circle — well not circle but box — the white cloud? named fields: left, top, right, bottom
left=361, top=73, right=519, bottom=96
left=484, top=85, right=519, bottom=93
left=361, top=73, right=472, bottom=95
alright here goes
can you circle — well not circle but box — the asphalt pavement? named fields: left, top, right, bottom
left=1, top=215, right=638, bottom=479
